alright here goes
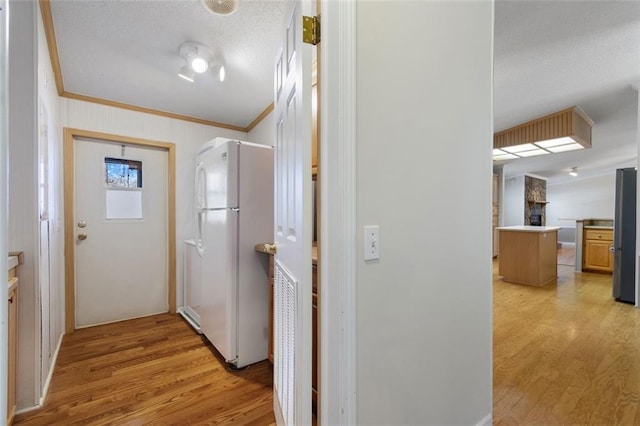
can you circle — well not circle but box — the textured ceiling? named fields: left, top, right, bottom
left=50, top=1, right=640, bottom=181
left=494, top=0, right=640, bottom=183
left=50, top=0, right=287, bottom=128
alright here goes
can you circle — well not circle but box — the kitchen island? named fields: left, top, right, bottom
left=497, top=226, right=560, bottom=286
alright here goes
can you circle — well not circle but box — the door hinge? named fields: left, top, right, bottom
left=303, top=15, right=320, bottom=45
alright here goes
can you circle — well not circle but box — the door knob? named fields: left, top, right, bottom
left=78, top=233, right=88, bottom=241
left=78, top=221, right=87, bottom=228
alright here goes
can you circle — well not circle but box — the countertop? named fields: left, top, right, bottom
left=584, top=226, right=613, bottom=230
left=497, top=226, right=561, bottom=233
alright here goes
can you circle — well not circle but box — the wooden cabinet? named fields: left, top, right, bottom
left=583, top=228, right=614, bottom=273
left=7, top=259, right=19, bottom=425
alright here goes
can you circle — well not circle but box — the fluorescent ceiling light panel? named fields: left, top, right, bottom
left=502, top=143, right=538, bottom=153
left=534, top=136, right=576, bottom=148
left=516, top=149, right=550, bottom=157
left=493, top=153, right=519, bottom=161
left=547, top=143, right=584, bottom=153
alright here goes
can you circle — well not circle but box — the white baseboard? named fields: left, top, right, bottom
left=40, top=333, right=64, bottom=406
left=476, top=413, right=492, bottom=426
left=15, top=332, right=65, bottom=416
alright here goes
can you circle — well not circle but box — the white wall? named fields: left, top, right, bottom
left=0, top=0, right=9, bottom=420
left=8, top=0, right=39, bottom=409
left=247, top=109, right=275, bottom=146
left=37, top=3, right=64, bottom=401
left=60, top=99, right=248, bottom=308
left=504, top=175, right=525, bottom=226
left=355, top=2, right=493, bottom=424
left=546, top=173, right=616, bottom=229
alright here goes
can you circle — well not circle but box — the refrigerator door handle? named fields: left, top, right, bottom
left=195, top=161, right=206, bottom=210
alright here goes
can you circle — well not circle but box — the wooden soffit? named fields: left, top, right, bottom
left=494, top=106, right=594, bottom=150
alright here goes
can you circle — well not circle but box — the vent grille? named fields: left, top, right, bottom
left=274, top=262, right=297, bottom=426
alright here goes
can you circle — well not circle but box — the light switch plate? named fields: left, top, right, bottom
left=364, top=225, right=380, bottom=261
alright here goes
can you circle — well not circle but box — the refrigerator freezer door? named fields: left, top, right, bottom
left=200, top=209, right=239, bottom=362
left=200, top=140, right=239, bottom=209
left=613, top=168, right=636, bottom=303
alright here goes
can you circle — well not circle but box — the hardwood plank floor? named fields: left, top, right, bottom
left=14, top=262, right=640, bottom=425
left=557, top=243, right=576, bottom=266
left=14, top=314, right=275, bottom=425
left=494, top=260, right=640, bottom=425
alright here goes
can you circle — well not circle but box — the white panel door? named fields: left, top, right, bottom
left=273, top=1, right=313, bottom=425
left=74, top=138, right=168, bottom=327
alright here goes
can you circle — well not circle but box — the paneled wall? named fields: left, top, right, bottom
left=37, top=2, right=64, bottom=405
left=60, top=99, right=248, bottom=309
left=9, top=0, right=39, bottom=409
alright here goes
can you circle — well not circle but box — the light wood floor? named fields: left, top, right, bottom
left=14, top=314, right=275, bottom=425
left=494, top=260, right=640, bottom=425
left=14, top=263, right=640, bottom=425
left=557, top=243, right=576, bottom=266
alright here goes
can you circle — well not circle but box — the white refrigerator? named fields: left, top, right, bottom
left=181, top=138, right=273, bottom=368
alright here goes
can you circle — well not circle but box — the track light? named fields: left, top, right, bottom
left=569, top=167, right=578, bottom=177
left=178, top=42, right=226, bottom=83
left=190, top=55, right=209, bottom=74
left=178, top=64, right=194, bottom=82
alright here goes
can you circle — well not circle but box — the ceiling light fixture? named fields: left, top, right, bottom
left=178, top=64, right=195, bottom=82
left=569, top=167, right=578, bottom=177
left=493, top=106, right=594, bottom=162
left=178, top=42, right=226, bottom=82
left=190, top=55, right=209, bottom=73
left=201, top=0, right=239, bottom=16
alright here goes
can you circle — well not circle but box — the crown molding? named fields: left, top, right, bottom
left=39, top=0, right=64, bottom=95
left=61, top=91, right=247, bottom=132
left=246, top=103, right=274, bottom=132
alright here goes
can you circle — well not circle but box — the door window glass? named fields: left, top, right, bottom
left=104, top=157, right=143, bottom=219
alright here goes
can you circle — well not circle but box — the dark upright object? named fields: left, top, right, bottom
left=613, top=167, right=636, bottom=304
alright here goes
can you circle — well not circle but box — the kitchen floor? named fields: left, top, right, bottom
left=557, top=243, right=576, bottom=266
left=493, top=260, right=640, bottom=424
left=14, top=314, right=275, bottom=425
left=15, top=263, right=637, bottom=425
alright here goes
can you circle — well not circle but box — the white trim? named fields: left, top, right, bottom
left=39, top=332, right=64, bottom=406
left=320, top=0, right=357, bottom=424
left=0, top=0, right=9, bottom=422
left=476, top=413, right=492, bottom=426
left=635, top=86, right=640, bottom=308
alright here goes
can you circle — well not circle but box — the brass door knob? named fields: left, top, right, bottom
left=78, top=233, right=88, bottom=241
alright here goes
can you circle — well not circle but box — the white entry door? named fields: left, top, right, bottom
left=273, top=0, right=314, bottom=424
left=74, top=138, right=168, bottom=328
